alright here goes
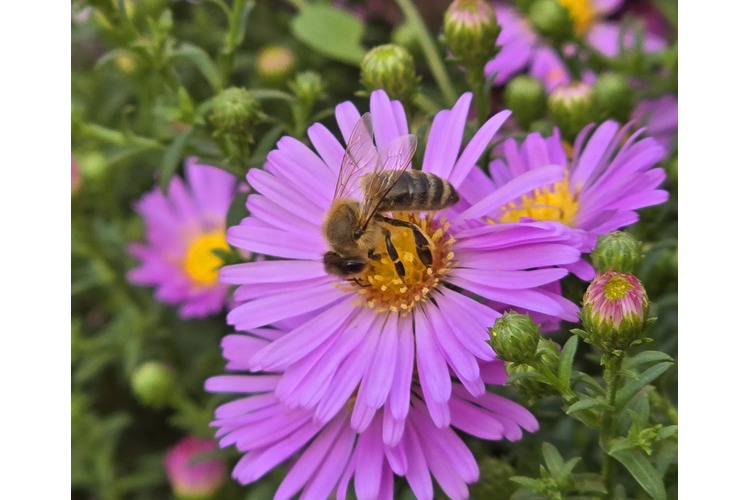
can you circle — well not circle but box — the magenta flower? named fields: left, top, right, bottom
left=128, top=158, right=237, bottom=318
left=486, top=1, right=667, bottom=88
left=631, top=94, right=678, bottom=152
left=221, top=90, right=582, bottom=429
left=164, top=436, right=227, bottom=498
left=467, top=121, right=667, bottom=278
left=206, top=330, right=538, bottom=499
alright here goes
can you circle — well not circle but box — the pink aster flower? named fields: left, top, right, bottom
left=164, top=436, right=227, bottom=498
left=220, top=89, right=583, bottom=430
left=486, top=1, right=667, bottom=88
left=631, top=94, right=678, bottom=152
left=466, top=120, right=667, bottom=278
left=206, top=330, right=538, bottom=499
left=128, top=158, right=237, bottom=318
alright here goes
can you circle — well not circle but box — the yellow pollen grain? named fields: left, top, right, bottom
left=495, top=174, right=581, bottom=226
left=344, top=212, right=456, bottom=315
left=558, top=0, right=595, bottom=35
left=182, top=229, right=229, bottom=287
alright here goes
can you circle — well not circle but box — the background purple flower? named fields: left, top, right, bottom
left=128, top=158, right=237, bottom=318
left=220, top=90, right=582, bottom=430
left=206, top=329, right=538, bottom=499
left=464, top=121, right=667, bottom=272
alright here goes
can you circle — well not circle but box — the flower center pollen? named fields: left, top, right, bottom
left=603, top=275, right=634, bottom=301
left=349, top=213, right=455, bottom=316
left=495, top=174, right=581, bottom=226
left=183, top=229, right=229, bottom=287
left=558, top=0, right=595, bottom=35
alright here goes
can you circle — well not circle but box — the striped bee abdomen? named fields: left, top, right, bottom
left=377, top=171, right=459, bottom=212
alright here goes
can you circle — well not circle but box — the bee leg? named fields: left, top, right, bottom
left=381, top=227, right=406, bottom=280
left=376, top=215, right=433, bottom=267
left=348, top=276, right=371, bottom=287
left=367, top=249, right=382, bottom=261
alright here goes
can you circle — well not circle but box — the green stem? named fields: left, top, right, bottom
left=394, top=0, right=458, bottom=105
left=467, top=65, right=489, bottom=123
left=80, top=123, right=162, bottom=150
left=601, top=353, right=625, bottom=498
left=218, top=0, right=250, bottom=88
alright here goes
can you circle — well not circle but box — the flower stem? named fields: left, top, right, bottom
left=393, top=0, right=458, bottom=105
left=601, top=353, right=625, bottom=498
left=218, top=0, right=251, bottom=88
left=466, top=65, right=489, bottom=124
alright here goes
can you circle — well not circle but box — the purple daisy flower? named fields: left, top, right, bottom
left=128, top=158, right=237, bottom=318
left=206, top=329, right=538, bottom=499
left=220, top=89, right=583, bottom=430
left=464, top=121, right=667, bottom=273
left=486, top=0, right=667, bottom=87
left=631, top=94, right=678, bottom=152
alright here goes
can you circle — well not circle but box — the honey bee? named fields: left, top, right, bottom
left=322, top=112, right=460, bottom=283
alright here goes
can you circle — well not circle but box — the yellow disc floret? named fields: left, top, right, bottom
left=558, top=0, right=595, bottom=35
left=183, top=229, right=229, bottom=287
left=495, top=174, right=581, bottom=226
left=346, top=213, right=456, bottom=316
left=603, top=275, right=634, bottom=301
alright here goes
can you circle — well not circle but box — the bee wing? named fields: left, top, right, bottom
left=357, top=133, right=418, bottom=228
left=333, top=113, right=379, bottom=202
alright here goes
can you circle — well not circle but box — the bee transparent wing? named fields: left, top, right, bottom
left=333, top=113, right=379, bottom=202
left=358, top=133, right=418, bottom=228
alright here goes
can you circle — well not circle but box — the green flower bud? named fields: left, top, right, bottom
left=442, top=0, right=501, bottom=70
left=505, top=75, right=547, bottom=129
left=591, top=231, right=643, bottom=273
left=360, top=44, right=420, bottom=105
left=487, top=311, right=541, bottom=364
left=256, top=45, right=296, bottom=88
left=529, top=0, right=574, bottom=42
left=289, top=71, right=325, bottom=108
left=548, top=81, right=596, bottom=141
left=131, top=361, right=178, bottom=408
left=209, top=87, right=260, bottom=141
left=505, top=338, right=561, bottom=402
left=593, top=72, right=635, bottom=122
left=579, top=270, right=650, bottom=353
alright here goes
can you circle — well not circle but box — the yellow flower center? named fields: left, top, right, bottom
left=494, top=175, right=581, bottom=226
left=183, top=229, right=229, bottom=287
left=345, top=213, right=456, bottom=316
left=558, top=0, right=595, bottom=35
left=603, top=275, right=634, bottom=301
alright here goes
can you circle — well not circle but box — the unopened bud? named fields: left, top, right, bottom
left=487, top=312, right=540, bottom=364
left=593, top=73, right=635, bottom=123
left=289, top=71, right=325, bottom=108
left=580, top=270, right=650, bottom=352
left=505, top=338, right=561, bottom=402
left=505, top=75, right=547, bottom=129
left=443, top=0, right=501, bottom=70
left=529, top=0, right=574, bottom=42
left=131, top=361, right=177, bottom=408
left=256, top=45, right=296, bottom=87
left=360, top=44, right=420, bottom=105
left=591, top=231, right=643, bottom=273
left=548, top=81, right=596, bottom=141
left=209, top=87, right=260, bottom=141
left=165, top=436, right=226, bottom=500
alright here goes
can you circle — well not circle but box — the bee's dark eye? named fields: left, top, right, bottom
left=342, top=261, right=366, bottom=274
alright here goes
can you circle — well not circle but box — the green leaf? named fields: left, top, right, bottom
left=173, top=43, right=221, bottom=91
left=291, top=5, right=366, bottom=65
left=615, top=361, right=673, bottom=411
left=541, top=442, right=566, bottom=479
left=557, top=335, right=578, bottom=388
left=159, top=128, right=194, bottom=192
left=609, top=448, right=667, bottom=500
left=506, top=370, right=546, bottom=385
left=510, top=476, right=542, bottom=489
left=658, top=425, right=678, bottom=440
left=624, top=350, right=673, bottom=371
left=566, top=396, right=610, bottom=415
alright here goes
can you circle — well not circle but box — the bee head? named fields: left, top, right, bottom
left=323, top=251, right=367, bottom=278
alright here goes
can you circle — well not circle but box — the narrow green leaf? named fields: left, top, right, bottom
left=291, top=5, right=366, bottom=65
left=173, top=43, right=221, bottom=91
left=609, top=448, right=666, bottom=500
left=566, top=396, right=610, bottom=415
left=624, top=350, right=673, bottom=371
left=615, top=361, right=673, bottom=410
left=510, top=476, right=541, bottom=489
left=506, top=370, right=545, bottom=385
left=557, top=335, right=578, bottom=388
left=541, top=442, right=566, bottom=479
left=658, top=425, right=678, bottom=440
left=159, top=128, right=193, bottom=192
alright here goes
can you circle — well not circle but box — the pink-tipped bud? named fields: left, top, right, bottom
left=164, top=437, right=226, bottom=499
